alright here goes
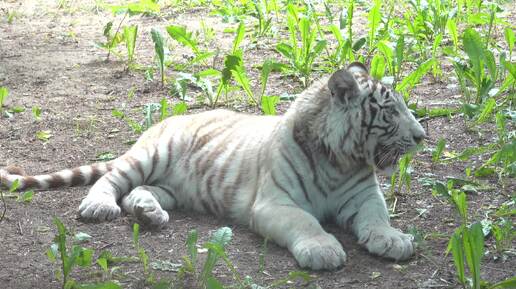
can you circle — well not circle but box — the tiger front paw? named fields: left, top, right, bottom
left=134, top=204, right=169, bottom=228
left=292, top=233, right=347, bottom=270
left=78, top=194, right=121, bottom=221
left=359, top=226, right=414, bottom=261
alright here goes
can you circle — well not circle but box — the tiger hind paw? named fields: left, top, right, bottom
left=78, top=195, right=121, bottom=221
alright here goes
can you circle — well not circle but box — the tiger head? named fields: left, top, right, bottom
left=325, top=62, right=426, bottom=174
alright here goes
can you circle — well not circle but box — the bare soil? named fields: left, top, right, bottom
left=0, top=1, right=514, bottom=289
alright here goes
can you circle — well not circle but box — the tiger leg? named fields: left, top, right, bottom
left=121, top=185, right=176, bottom=227
left=251, top=201, right=346, bottom=270
left=78, top=173, right=123, bottom=221
left=350, top=192, right=414, bottom=261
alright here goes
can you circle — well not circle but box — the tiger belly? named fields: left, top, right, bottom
left=130, top=110, right=278, bottom=222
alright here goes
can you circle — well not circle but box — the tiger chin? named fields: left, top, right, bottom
left=1, top=62, right=426, bottom=270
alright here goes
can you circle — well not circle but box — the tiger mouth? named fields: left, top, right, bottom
left=374, top=147, right=405, bottom=170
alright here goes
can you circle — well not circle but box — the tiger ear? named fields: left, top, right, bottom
left=328, top=68, right=359, bottom=103
left=346, top=62, right=369, bottom=75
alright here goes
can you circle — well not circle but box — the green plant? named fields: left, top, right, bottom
left=275, top=4, right=327, bottom=87
left=97, top=0, right=159, bottom=61
left=123, top=25, right=138, bottom=65
left=432, top=138, right=446, bottom=163
left=47, top=217, right=122, bottom=289
left=151, top=28, right=166, bottom=86
left=32, top=106, right=42, bottom=121
left=453, top=28, right=498, bottom=104
left=133, top=223, right=153, bottom=283
left=112, top=109, right=143, bottom=134
left=214, top=21, right=257, bottom=106
left=0, top=86, right=8, bottom=117
left=250, top=0, right=273, bottom=38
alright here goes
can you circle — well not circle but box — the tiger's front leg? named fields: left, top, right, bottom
left=349, top=190, right=414, bottom=261
left=251, top=200, right=346, bottom=270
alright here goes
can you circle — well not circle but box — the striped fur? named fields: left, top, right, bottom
left=0, top=63, right=426, bottom=270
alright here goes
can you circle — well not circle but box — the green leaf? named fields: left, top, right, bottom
left=123, top=25, right=138, bottom=62
left=432, top=181, right=449, bottom=198
left=74, top=232, right=92, bottom=243
left=132, top=223, right=140, bottom=248
left=186, top=229, right=198, bottom=265
left=76, top=247, right=94, bottom=267
left=0, top=86, right=8, bottom=107
left=260, top=59, right=274, bottom=97
left=172, top=101, right=188, bottom=116
left=488, top=276, right=516, bottom=289
left=36, top=130, right=52, bottom=142
left=352, top=37, right=366, bottom=52
left=447, top=19, right=459, bottom=50
left=150, top=28, right=165, bottom=85
left=96, top=152, right=116, bottom=162
left=97, top=257, right=108, bottom=272
left=151, top=281, right=171, bottom=289
left=159, top=98, right=170, bottom=121
left=275, top=43, right=294, bottom=59
left=367, top=0, right=381, bottom=49
left=370, top=53, right=386, bottom=79
left=397, top=59, right=434, bottom=97
left=432, top=138, right=446, bottom=163
left=231, top=64, right=255, bottom=104
left=9, top=179, right=20, bottom=192
left=474, top=166, right=496, bottom=177
left=109, top=0, right=160, bottom=15
left=103, top=22, right=113, bottom=37
left=47, top=243, right=59, bottom=262
left=17, top=190, right=34, bottom=203
left=210, top=227, right=232, bottom=247
left=463, top=28, right=485, bottom=83
left=232, top=21, right=245, bottom=54
left=78, top=281, right=123, bottom=289
left=166, top=25, right=199, bottom=54
left=463, top=223, right=484, bottom=289
left=261, top=95, right=280, bottom=116
left=451, top=191, right=467, bottom=221
left=450, top=230, right=466, bottom=284
left=287, top=271, right=314, bottom=282
left=504, top=27, right=515, bottom=56
left=150, top=260, right=182, bottom=272
left=32, top=106, right=41, bottom=121
left=476, top=98, right=496, bottom=124
left=206, top=276, right=224, bottom=289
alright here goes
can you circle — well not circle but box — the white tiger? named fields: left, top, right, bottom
left=1, top=63, right=426, bottom=270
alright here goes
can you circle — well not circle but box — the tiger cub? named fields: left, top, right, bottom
left=1, top=62, right=425, bottom=270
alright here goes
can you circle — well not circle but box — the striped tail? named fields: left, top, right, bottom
left=0, top=162, right=113, bottom=191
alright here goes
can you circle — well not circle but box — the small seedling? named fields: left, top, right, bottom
left=0, top=86, right=8, bottom=117
left=151, top=28, right=166, bottom=86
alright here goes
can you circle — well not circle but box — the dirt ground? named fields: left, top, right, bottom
left=0, top=1, right=514, bottom=289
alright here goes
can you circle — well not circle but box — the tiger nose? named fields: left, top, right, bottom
left=413, top=131, right=426, bottom=144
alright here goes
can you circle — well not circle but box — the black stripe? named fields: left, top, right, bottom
left=271, top=172, right=296, bottom=203
left=105, top=176, right=123, bottom=196
left=281, top=150, right=311, bottom=204
left=165, top=139, right=173, bottom=173
left=156, top=185, right=177, bottom=204
left=337, top=184, right=377, bottom=216
left=90, top=166, right=103, bottom=183
left=116, top=169, right=133, bottom=190
left=206, top=174, right=221, bottom=216
left=71, top=168, right=86, bottom=186
left=292, top=123, right=327, bottom=197
left=147, top=147, right=160, bottom=183
left=127, top=157, right=145, bottom=182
